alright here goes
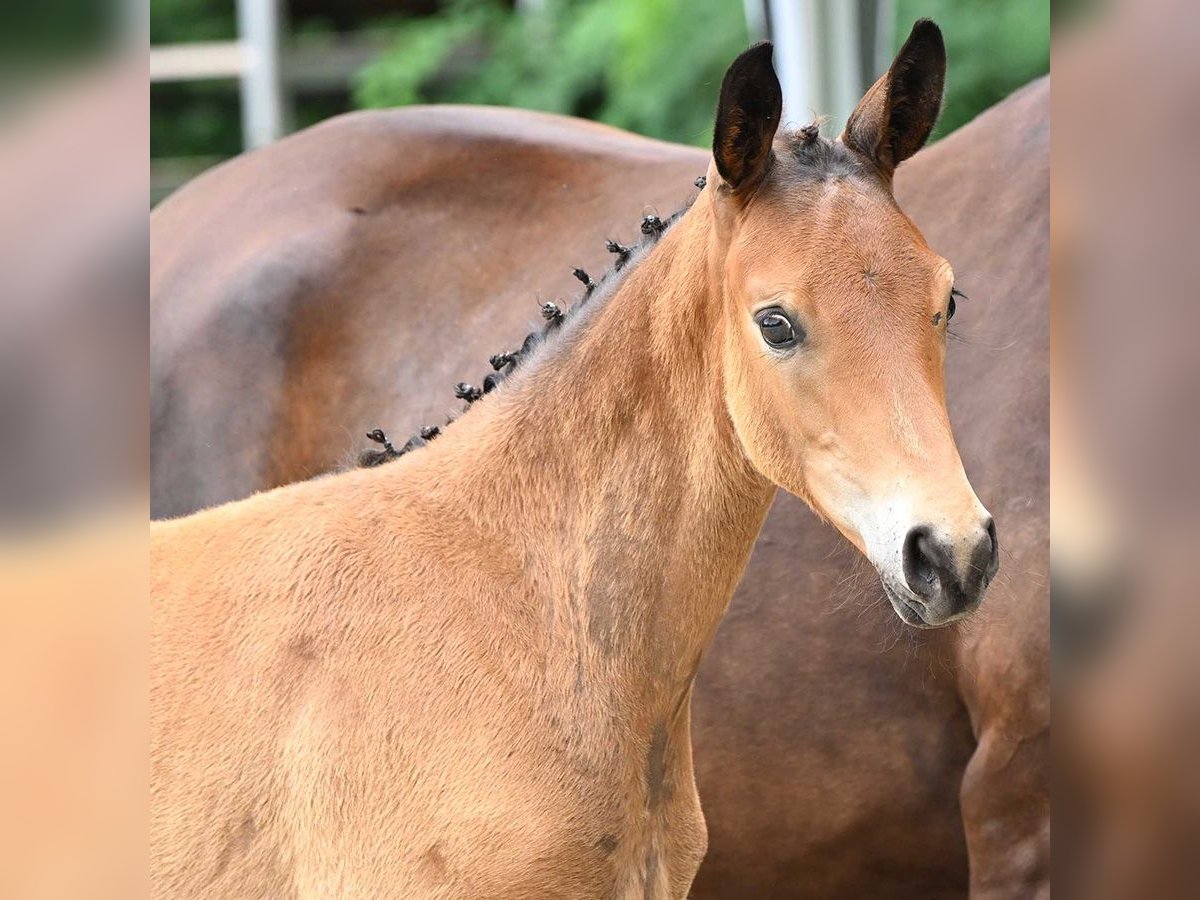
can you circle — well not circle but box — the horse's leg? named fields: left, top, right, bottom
left=959, top=719, right=1050, bottom=898
left=955, top=600, right=1050, bottom=899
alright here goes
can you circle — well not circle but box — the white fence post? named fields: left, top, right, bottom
left=763, top=0, right=895, bottom=134
left=766, top=0, right=818, bottom=125
left=743, top=0, right=769, bottom=42
left=824, top=0, right=862, bottom=134
left=236, top=0, right=283, bottom=149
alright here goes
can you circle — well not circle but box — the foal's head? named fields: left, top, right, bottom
left=708, top=21, right=997, bottom=627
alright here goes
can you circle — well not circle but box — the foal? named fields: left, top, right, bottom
left=152, top=22, right=996, bottom=898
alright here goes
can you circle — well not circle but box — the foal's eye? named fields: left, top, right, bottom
left=755, top=307, right=803, bottom=349
left=948, top=287, right=966, bottom=322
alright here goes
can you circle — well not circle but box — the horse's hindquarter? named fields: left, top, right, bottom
left=900, top=77, right=1051, bottom=897
left=691, top=77, right=1050, bottom=898
left=692, top=493, right=976, bottom=898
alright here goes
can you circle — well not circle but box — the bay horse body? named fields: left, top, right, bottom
left=151, top=55, right=1048, bottom=900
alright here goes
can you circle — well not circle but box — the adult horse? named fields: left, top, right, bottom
left=151, top=55, right=1048, bottom=899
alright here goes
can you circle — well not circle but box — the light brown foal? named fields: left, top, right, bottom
left=152, top=22, right=996, bottom=897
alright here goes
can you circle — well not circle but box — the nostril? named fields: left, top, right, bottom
left=983, top=517, right=999, bottom=579
left=903, top=522, right=996, bottom=615
left=903, top=525, right=941, bottom=601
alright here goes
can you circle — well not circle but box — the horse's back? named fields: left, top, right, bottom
left=150, top=107, right=704, bottom=519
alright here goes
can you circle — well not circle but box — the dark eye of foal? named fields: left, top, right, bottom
left=948, top=287, right=966, bottom=322
left=755, top=307, right=803, bottom=349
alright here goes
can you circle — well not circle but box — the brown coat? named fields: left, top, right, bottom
left=151, top=64, right=1048, bottom=897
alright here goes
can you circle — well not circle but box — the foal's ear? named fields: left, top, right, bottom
left=713, top=42, right=782, bottom=193
left=842, top=19, right=945, bottom=178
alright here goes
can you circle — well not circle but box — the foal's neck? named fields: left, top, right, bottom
left=421, top=193, right=774, bottom=724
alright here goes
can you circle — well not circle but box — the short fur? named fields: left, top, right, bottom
left=152, top=27, right=992, bottom=898
left=152, top=31, right=1051, bottom=897
left=353, top=132, right=872, bottom=474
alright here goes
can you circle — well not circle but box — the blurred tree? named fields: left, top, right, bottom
left=151, top=0, right=242, bottom=162
left=150, top=0, right=237, bottom=43
left=151, top=0, right=1049, bottom=163
left=356, top=0, right=749, bottom=146
left=357, top=0, right=1049, bottom=147
left=150, top=0, right=379, bottom=162
left=151, top=82, right=244, bottom=160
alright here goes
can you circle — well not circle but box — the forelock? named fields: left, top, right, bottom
left=778, top=125, right=876, bottom=183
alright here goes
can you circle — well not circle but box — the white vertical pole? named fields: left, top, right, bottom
left=742, top=0, right=768, bottom=42
left=237, top=0, right=283, bottom=149
left=874, top=0, right=898, bottom=78
left=767, top=0, right=818, bottom=124
left=823, top=0, right=863, bottom=134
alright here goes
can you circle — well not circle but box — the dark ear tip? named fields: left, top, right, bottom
left=728, top=40, right=774, bottom=74
left=715, top=40, right=783, bottom=191
left=906, top=19, right=945, bottom=54
left=747, top=41, right=775, bottom=67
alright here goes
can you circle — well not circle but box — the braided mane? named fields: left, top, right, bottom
left=357, top=174, right=708, bottom=468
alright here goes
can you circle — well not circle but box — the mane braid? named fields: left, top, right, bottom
left=356, top=176, right=705, bottom=469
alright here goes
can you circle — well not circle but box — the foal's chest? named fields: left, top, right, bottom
left=430, top=730, right=706, bottom=898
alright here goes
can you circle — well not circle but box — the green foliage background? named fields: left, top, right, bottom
left=356, top=0, right=752, bottom=146
left=356, top=0, right=1049, bottom=147
left=904, top=0, right=1050, bottom=141
left=151, top=0, right=240, bottom=158
left=151, top=0, right=1049, bottom=159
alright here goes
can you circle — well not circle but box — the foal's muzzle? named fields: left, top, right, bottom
left=900, top=517, right=998, bottom=624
